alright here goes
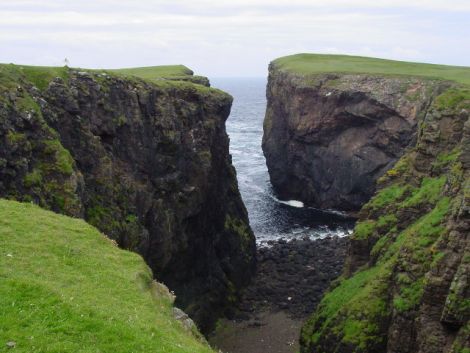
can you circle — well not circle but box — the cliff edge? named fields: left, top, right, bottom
left=262, top=54, right=470, bottom=211
left=263, top=54, right=470, bottom=353
left=0, top=63, right=256, bottom=333
left=0, top=199, right=214, bottom=353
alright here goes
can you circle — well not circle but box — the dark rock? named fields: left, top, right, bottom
left=299, top=79, right=470, bottom=353
left=262, top=66, right=448, bottom=210
left=233, top=236, right=349, bottom=319
left=0, top=68, right=256, bottom=333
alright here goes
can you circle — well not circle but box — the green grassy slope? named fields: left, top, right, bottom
left=272, top=54, right=470, bottom=85
left=110, top=65, right=193, bottom=79
left=0, top=63, right=196, bottom=91
left=0, top=199, right=214, bottom=353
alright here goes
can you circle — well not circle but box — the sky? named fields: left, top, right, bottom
left=0, top=0, right=469, bottom=77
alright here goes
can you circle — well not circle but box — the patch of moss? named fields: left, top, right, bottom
left=302, top=261, right=392, bottom=351
left=86, top=203, right=113, bottom=231
left=366, top=184, right=408, bottom=211
left=376, top=214, right=398, bottom=229
left=43, top=139, right=75, bottom=175
left=371, top=234, right=392, bottom=258
left=114, top=114, right=127, bottom=127
left=393, top=278, right=425, bottom=312
left=433, top=148, right=462, bottom=169
left=6, top=131, right=27, bottom=145
left=354, top=220, right=376, bottom=240
left=386, top=197, right=450, bottom=261
left=400, top=176, right=446, bottom=209
left=433, top=88, right=470, bottom=111
left=23, top=169, right=43, bottom=187
left=224, top=214, right=251, bottom=245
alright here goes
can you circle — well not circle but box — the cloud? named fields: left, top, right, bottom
left=0, top=0, right=468, bottom=76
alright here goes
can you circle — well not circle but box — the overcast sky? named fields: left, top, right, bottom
left=0, top=0, right=469, bottom=77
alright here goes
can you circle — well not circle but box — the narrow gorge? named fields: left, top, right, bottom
left=1, top=54, right=469, bottom=353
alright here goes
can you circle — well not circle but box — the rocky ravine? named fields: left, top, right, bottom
left=0, top=65, right=256, bottom=333
left=300, top=84, right=470, bottom=353
left=262, top=65, right=449, bottom=211
left=262, top=61, right=469, bottom=352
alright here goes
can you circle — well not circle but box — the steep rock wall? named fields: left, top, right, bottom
left=262, top=65, right=447, bottom=210
left=0, top=66, right=256, bottom=333
left=300, top=87, right=470, bottom=353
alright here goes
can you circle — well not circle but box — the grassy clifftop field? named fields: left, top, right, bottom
left=0, top=199, right=214, bottom=353
left=0, top=62, right=209, bottom=91
left=272, top=53, right=470, bottom=85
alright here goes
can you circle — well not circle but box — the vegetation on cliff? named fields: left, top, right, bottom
left=0, top=62, right=255, bottom=333
left=300, top=80, right=470, bottom=352
left=0, top=199, right=214, bottom=353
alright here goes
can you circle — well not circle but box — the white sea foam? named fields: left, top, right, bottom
left=270, top=196, right=304, bottom=208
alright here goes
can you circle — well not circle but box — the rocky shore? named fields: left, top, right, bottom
left=211, top=236, right=349, bottom=353
left=237, top=236, right=349, bottom=318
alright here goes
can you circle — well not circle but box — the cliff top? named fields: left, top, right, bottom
left=110, top=64, right=193, bottom=78
left=0, top=63, right=210, bottom=90
left=0, top=199, right=213, bottom=353
left=272, top=53, right=470, bottom=85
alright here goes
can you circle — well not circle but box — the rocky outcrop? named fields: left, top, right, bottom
left=0, top=65, right=256, bottom=333
left=300, top=87, right=470, bottom=353
left=262, top=65, right=448, bottom=210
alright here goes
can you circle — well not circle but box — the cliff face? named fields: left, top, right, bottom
left=300, top=86, right=470, bottom=352
left=0, top=65, right=256, bottom=333
left=262, top=66, right=447, bottom=210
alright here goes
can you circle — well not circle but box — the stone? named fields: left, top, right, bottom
left=262, top=67, right=447, bottom=211
left=0, top=68, right=256, bottom=334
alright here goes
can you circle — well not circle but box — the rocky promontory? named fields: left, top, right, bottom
left=264, top=54, right=470, bottom=353
left=263, top=55, right=450, bottom=211
left=0, top=64, right=256, bottom=333
left=302, top=82, right=470, bottom=353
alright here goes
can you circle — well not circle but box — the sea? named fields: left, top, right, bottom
left=211, top=78, right=354, bottom=245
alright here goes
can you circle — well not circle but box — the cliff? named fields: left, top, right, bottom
left=0, top=199, right=214, bottom=352
left=262, top=54, right=470, bottom=353
left=0, top=63, right=256, bottom=333
left=262, top=54, right=469, bottom=211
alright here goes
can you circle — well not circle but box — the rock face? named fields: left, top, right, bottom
left=300, top=86, right=470, bottom=352
left=262, top=65, right=447, bottom=210
left=0, top=66, right=256, bottom=333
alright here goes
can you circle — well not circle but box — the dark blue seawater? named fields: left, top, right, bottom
left=211, top=78, right=354, bottom=245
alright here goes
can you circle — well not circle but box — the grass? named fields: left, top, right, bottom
left=109, top=65, right=193, bottom=80
left=0, top=64, right=69, bottom=91
left=272, top=54, right=470, bottom=85
left=400, top=176, right=447, bottom=209
left=365, top=184, right=408, bottom=211
left=302, top=261, right=392, bottom=350
left=0, top=199, right=214, bottom=353
left=304, top=166, right=453, bottom=351
left=0, top=63, right=197, bottom=91
left=433, top=88, right=470, bottom=111
left=354, top=220, right=376, bottom=240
